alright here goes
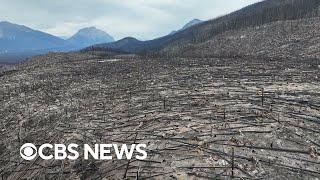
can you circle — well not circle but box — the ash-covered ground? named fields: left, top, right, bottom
left=0, top=53, right=319, bottom=179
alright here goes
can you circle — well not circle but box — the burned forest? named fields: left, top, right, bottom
left=0, top=53, right=319, bottom=179
left=1, top=0, right=320, bottom=179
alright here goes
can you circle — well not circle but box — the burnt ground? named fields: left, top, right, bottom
left=0, top=54, right=320, bottom=179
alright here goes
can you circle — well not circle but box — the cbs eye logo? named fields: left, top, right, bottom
left=20, top=143, right=37, bottom=160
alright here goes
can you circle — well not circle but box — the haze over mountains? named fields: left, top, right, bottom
left=0, top=21, right=67, bottom=53
left=2, top=0, right=320, bottom=63
left=0, top=18, right=207, bottom=63
left=0, top=18, right=204, bottom=63
left=0, top=22, right=115, bottom=63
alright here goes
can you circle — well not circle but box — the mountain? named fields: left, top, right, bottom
left=67, top=27, right=115, bottom=48
left=3, top=0, right=320, bottom=63
left=181, top=19, right=203, bottom=30
left=91, top=19, right=205, bottom=54
left=0, top=23, right=115, bottom=63
left=169, top=19, right=203, bottom=35
left=0, top=21, right=67, bottom=53
left=92, top=0, right=320, bottom=57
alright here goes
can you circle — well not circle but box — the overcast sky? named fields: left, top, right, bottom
left=0, top=0, right=261, bottom=40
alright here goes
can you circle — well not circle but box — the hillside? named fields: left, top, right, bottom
left=160, top=17, right=320, bottom=59
left=88, top=37, right=144, bottom=53
left=93, top=0, right=320, bottom=57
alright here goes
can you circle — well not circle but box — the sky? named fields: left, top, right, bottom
left=0, top=0, right=262, bottom=40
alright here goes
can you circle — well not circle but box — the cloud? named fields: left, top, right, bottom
left=0, top=0, right=261, bottom=40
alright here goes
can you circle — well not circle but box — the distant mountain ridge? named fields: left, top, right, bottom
left=0, top=22, right=115, bottom=63
left=3, top=0, right=320, bottom=63
left=181, top=19, right=202, bottom=30
left=67, top=27, right=114, bottom=48
left=0, top=21, right=67, bottom=53
left=170, top=19, right=203, bottom=35
left=91, top=18, right=205, bottom=53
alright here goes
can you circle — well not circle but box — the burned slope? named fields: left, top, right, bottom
left=91, top=0, right=320, bottom=55
left=160, top=17, right=320, bottom=59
